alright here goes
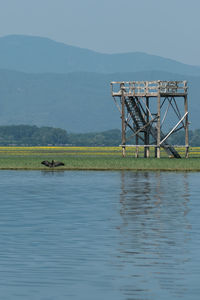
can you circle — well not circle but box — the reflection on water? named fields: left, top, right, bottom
left=119, top=172, right=191, bottom=299
left=41, top=170, right=65, bottom=176
left=0, top=170, right=199, bottom=300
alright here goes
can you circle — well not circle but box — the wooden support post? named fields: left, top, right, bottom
left=135, top=135, right=139, bottom=158
left=144, top=97, right=150, bottom=158
left=157, top=91, right=161, bottom=158
left=184, top=95, right=189, bottom=158
left=121, top=84, right=126, bottom=157
left=155, top=146, right=157, bottom=158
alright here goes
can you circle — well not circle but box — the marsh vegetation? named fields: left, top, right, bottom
left=0, top=146, right=199, bottom=170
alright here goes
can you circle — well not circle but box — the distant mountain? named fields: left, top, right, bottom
left=0, top=69, right=198, bottom=132
left=0, top=35, right=200, bottom=76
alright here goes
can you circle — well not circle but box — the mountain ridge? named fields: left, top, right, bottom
left=0, top=68, right=198, bottom=132
left=1, top=34, right=200, bottom=75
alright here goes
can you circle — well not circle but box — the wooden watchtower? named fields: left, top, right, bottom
left=111, top=80, right=189, bottom=158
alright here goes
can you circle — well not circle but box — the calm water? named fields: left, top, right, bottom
left=0, top=170, right=199, bottom=300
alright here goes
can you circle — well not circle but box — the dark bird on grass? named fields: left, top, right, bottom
left=41, top=160, right=65, bottom=168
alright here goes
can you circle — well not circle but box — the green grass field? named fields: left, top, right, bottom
left=0, top=146, right=199, bottom=171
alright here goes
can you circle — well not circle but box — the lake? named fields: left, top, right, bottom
left=0, top=170, right=199, bottom=300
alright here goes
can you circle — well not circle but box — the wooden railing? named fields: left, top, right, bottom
left=111, top=80, right=187, bottom=96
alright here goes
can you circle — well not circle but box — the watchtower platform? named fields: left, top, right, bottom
left=111, top=80, right=189, bottom=158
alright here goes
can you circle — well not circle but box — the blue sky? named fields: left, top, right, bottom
left=0, top=0, right=199, bottom=65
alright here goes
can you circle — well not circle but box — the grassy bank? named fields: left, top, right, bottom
left=0, top=156, right=199, bottom=171
left=0, top=146, right=199, bottom=171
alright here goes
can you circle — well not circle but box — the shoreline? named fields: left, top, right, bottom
left=0, top=146, right=199, bottom=171
left=0, top=166, right=200, bottom=172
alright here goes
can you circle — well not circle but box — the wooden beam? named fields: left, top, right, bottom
left=121, top=84, right=126, bottom=157
left=159, top=112, right=188, bottom=145
left=157, top=92, right=161, bottom=158
left=144, top=97, right=150, bottom=158
left=184, top=95, right=189, bottom=158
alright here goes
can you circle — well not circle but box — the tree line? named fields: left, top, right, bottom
left=0, top=125, right=121, bottom=146
left=0, top=125, right=68, bottom=146
left=0, top=125, right=199, bottom=146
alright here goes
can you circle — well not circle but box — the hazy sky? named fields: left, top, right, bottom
left=0, top=0, right=199, bottom=65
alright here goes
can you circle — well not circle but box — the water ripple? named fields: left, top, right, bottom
left=0, top=170, right=199, bottom=299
